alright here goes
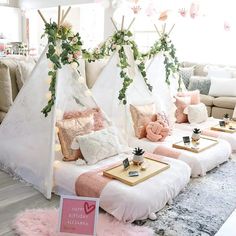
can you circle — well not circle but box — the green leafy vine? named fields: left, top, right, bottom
left=83, top=30, right=152, bottom=104
left=142, top=33, right=180, bottom=90
left=42, top=21, right=83, bottom=117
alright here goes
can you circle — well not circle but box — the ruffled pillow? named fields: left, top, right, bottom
left=56, top=114, right=94, bottom=161
left=130, top=103, right=157, bottom=139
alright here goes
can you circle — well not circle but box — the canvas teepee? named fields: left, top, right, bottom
left=0, top=7, right=106, bottom=198
left=92, top=18, right=160, bottom=140
left=146, top=23, right=186, bottom=94
left=144, top=24, right=187, bottom=125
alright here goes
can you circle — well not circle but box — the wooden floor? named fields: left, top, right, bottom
left=0, top=171, right=60, bottom=235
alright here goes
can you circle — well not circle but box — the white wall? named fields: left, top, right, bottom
left=0, top=6, right=22, bottom=41
left=19, top=0, right=93, bottom=9
left=20, top=0, right=114, bottom=41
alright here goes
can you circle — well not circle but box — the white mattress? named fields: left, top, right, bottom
left=175, top=117, right=236, bottom=152
left=129, top=127, right=231, bottom=177
left=53, top=153, right=191, bottom=222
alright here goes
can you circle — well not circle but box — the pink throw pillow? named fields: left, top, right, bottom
left=56, top=114, right=94, bottom=161
left=177, top=90, right=200, bottom=105
left=63, top=108, right=105, bottom=131
left=175, top=96, right=191, bottom=123
left=130, top=103, right=157, bottom=139
left=175, top=90, right=200, bottom=123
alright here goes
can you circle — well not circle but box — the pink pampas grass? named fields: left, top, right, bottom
left=13, top=208, right=154, bottom=236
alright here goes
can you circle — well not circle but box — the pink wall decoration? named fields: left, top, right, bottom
left=159, top=10, right=168, bottom=21
left=190, top=2, right=200, bottom=19
left=145, top=2, right=157, bottom=17
left=224, top=21, right=231, bottom=31
left=178, top=8, right=187, bottom=17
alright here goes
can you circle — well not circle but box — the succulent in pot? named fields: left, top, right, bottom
left=223, top=113, right=230, bottom=124
left=132, top=147, right=145, bottom=165
left=192, top=128, right=201, bottom=142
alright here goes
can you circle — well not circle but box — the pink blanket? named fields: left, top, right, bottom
left=75, top=153, right=163, bottom=198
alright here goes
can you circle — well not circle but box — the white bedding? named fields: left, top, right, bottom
left=175, top=117, right=236, bottom=152
left=129, top=127, right=231, bottom=177
left=53, top=153, right=191, bottom=222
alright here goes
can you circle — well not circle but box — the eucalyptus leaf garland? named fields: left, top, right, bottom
left=42, top=21, right=83, bottom=117
left=84, top=30, right=152, bottom=104
left=142, top=33, right=181, bottom=90
left=42, top=22, right=180, bottom=116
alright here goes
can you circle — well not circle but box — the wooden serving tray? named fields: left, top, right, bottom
left=172, top=135, right=219, bottom=153
left=211, top=121, right=236, bottom=133
left=103, top=157, right=170, bottom=186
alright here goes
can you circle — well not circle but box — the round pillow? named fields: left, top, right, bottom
left=146, top=120, right=170, bottom=142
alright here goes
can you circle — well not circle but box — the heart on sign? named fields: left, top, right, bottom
left=84, top=202, right=95, bottom=215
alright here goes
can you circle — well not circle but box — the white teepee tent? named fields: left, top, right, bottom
left=0, top=46, right=102, bottom=198
left=92, top=22, right=178, bottom=138
left=92, top=46, right=161, bottom=141
left=146, top=53, right=178, bottom=125
left=0, top=7, right=110, bottom=198
left=91, top=17, right=156, bottom=140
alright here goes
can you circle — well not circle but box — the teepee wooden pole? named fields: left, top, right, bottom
left=58, top=5, right=61, bottom=26
left=162, top=23, right=166, bottom=35
left=127, top=18, right=135, bottom=31
left=111, top=17, right=118, bottom=31
left=154, top=24, right=161, bottom=37
left=60, top=6, right=71, bottom=25
left=38, top=10, right=47, bottom=24
left=167, top=24, right=175, bottom=36
left=121, top=15, right=124, bottom=31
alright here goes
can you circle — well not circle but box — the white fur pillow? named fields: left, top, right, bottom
left=184, top=103, right=208, bottom=124
left=209, top=78, right=236, bottom=97
left=71, top=127, right=122, bottom=165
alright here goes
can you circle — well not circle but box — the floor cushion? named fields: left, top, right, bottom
left=128, top=127, right=231, bottom=177
left=53, top=154, right=191, bottom=222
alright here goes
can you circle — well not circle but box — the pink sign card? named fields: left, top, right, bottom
left=58, top=195, right=99, bottom=235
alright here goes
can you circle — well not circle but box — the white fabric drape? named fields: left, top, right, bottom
left=0, top=47, right=108, bottom=198
left=92, top=46, right=155, bottom=142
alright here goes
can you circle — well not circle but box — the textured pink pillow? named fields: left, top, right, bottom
left=56, top=115, right=94, bottom=161
left=130, top=103, right=157, bottom=139
left=177, top=90, right=200, bottom=105
left=146, top=120, right=170, bottom=142
left=63, top=108, right=105, bottom=131
left=175, top=96, right=191, bottom=123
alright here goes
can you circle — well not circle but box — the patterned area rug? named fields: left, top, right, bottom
left=144, top=160, right=236, bottom=236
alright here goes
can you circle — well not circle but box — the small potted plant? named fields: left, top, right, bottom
left=192, top=128, right=201, bottom=142
left=132, top=147, right=145, bottom=165
left=223, top=113, right=230, bottom=125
